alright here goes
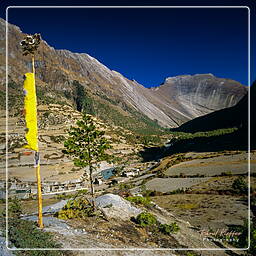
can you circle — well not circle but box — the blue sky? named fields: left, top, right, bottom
left=2, top=1, right=255, bottom=88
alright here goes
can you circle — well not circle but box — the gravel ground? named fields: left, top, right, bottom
left=165, top=151, right=254, bottom=177
left=22, top=215, right=88, bottom=237
left=145, top=178, right=210, bottom=193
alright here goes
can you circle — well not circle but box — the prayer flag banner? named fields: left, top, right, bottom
left=23, top=72, right=38, bottom=151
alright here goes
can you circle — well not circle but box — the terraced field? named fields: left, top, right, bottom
left=0, top=104, right=144, bottom=183
left=146, top=151, right=254, bottom=230
left=165, top=152, right=252, bottom=177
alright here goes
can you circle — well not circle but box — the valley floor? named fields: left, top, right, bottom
left=0, top=105, right=254, bottom=255
left=1, top=150, right=253, bottom=255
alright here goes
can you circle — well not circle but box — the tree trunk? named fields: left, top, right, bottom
left=89, top=165, right=95, bottom=210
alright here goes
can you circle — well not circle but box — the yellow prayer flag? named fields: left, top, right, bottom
left=23, top=73, right=38, bottom=151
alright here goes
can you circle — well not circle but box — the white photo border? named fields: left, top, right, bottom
left=5, top=5, right=251, bottom=252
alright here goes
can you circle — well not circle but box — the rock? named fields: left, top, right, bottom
left=22, top=215, right=87, bottom=236
left=95, top=193, right=142, bottom=220
left=41, top=199, right=69, bottom=214
left=22, top=215, right=67, bottom=228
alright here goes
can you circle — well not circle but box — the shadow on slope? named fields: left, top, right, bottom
left=139, top=129, right=248, bottom=162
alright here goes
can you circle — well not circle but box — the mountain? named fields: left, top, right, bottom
left=170, top=80, right=255, bottom=150
left=149, top=74, right=247, bottom=126
left=0, top=18, right=248, bottom=130
left=173, top=81, right=255, bottom=133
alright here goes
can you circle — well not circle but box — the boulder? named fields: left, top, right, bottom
left=41, top=199, right=69, bottom=214
left=95, top=193, right=141, bottom=221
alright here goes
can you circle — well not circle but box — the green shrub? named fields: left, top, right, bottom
left=159, top=222, right=180, bottom=234
left=4, top=198, right=65, bottom=255
left=8, top=218, right=63, bottom=255
left=55, top=193, right=74, bottom=200
left=75, top=189, right=88, bottom=197
left=140, top=135, right=161, bottom=146
left=9, top=197, right=22, bottom=218
left=133, top=212, right=181, bottom=235
left=142, top=190, right=163, bottom=197
left=220, top=171, right=233, bottom=176
left=126, top=196, right=152, bottom=207
left=50, top=135, right=66, bottom=143
left=55, top=197, right=94, bottom=220
left=232, top=176, right=248, bottom=194
left=165, top=188, right=187, bottom=195
left=135, top=212, right=157, bottom=227
left=0, top=198, right=6, bottom=204
left=119, top=183, right=134, bottom=190
left=0, top=197, right=23, bottom=218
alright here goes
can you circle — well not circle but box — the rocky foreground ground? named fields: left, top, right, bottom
left=3, top=193, right=245, bottom=256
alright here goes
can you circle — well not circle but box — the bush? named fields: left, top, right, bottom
left=55, top=197, right=94, bottom=220
left=142, top=190, right=163, bottom=197
left=9, top=197, right=22, bottom=218
left=4, top=198, right=65, bottom=255
left=50, top=135, right=66, bottom=143
left=119, top=183, right=134, bottom=190
left=133, top=212, right=180, bottom=235
left=0, top=198, right=6, bottom=204
left=8, top=218, right=63, bottom=255
left=220, top=171, right=233, bottom=176
left=55, top=193, right=74, bottom=200
left=126, top=196, right=152, bottom=207
left=75, top=189, right=88, bottom=197
left=135, top=212, right=157, bottom=227
left=232, top=176, right=248, bottom=194
left=165, top=188, right=187, bottom=195
left=159, top=223, right=180, bottom=234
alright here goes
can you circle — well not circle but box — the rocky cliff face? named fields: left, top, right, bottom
left=0, top=18, right=247, bottom=128
left=149, top=74, right=247, bottom=126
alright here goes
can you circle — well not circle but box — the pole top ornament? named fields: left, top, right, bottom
left=20, top=33, right=41, bottom=56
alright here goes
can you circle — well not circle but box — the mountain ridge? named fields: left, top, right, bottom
left=0, top=17, right=247, bottom=128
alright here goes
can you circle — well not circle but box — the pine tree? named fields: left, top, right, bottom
left=63, top=114, right=112, bottom=209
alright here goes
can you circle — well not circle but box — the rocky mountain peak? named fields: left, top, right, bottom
left=164, top=74, right=192, bottom=84
left=163, top=73, right=220, bottom=85
left=0, top=18, right=248, bottom=128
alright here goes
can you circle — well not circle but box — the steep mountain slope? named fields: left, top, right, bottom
left=0, top=18, right=173, bottom=130
left=149, top=74, right=247, bottom=126
left=0, top=18, right=247, bottom=128
left=173, top=81, right=254, bottom=133
left=169, top=81, right=255, bottom=150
